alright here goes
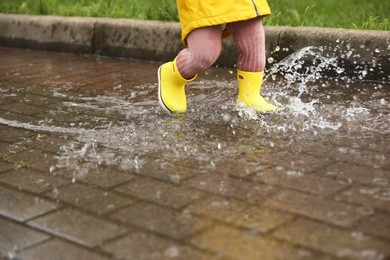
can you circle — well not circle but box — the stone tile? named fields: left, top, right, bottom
left=6, top=149, right=58, bottom=172
left=110, top=202, right=212, bottom=240
left=23, top=134, right=67, bottom=153
left=190, top=225, right=324, bottom=259
left=0, top=102, right=48, bottom=117
left=103, top=231, right=213, bottom=260
left=28, top=208, right=127, bottom=248
left=0, top=140, right=10, bottom=150
left=0, top=124, right=35, bottom=143
left=357, top=212, right=390, bottom=240
left=115, top=176, right=206, bottom=209
left=317, top=162, right=390, bottom=186
left=188, top=196, right=293, bottom=233
left=57, top=167, right=135, bottom=188
left=184, top=173, right=277, bottom=203
left=138, top=157, right=199, bottom=182
left=0, top=185, right=58, bottom=221
left=264, top=189, right=365, bottom=227
left=330, top=146, right=388, bottom=169
left=0, top=218, right=49, bottom=254
left=0, top=168, right=69, bottom=194
left=9, top=92, right=57, bottom=107
left=0, top=161, right=13, bottom=173
left=247, top=170, right=349, bottom=196
left=46, top=183, right=133, bottom=215
left=272, top=218, right=390, bottom=259
left=263, top=152, right=330, bottom=174
left=18, top=239, right=109, bottom=260
left=213, top=157, right=272, bottom=178
left=335, top=184, right=390, bottom=212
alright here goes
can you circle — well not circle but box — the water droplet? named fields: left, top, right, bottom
left=222, top=113, right=232, bottom=122
left=351, top=231, right=369, bottom=241
left=357, top=206, right=375, bottom=216
left=164, top=246, right=180, bottom=258
left=372, top=178, right=388, bottom=186
left=286, top=170, right=303, bottom=177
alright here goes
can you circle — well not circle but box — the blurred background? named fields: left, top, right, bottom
left=0, top=0, right=389, bottom=30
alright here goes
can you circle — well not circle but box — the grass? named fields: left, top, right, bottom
left=0, top=0, right=389, bottom=30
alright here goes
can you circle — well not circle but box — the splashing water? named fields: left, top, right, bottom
left=0, top=46, right=388, bottom=179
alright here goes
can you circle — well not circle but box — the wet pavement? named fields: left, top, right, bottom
left=0, top=46, right=389, bottom=259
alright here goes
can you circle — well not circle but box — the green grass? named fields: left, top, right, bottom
left=0, top=0, right=389, bottom=30
left=266, top=0, right=390, bottom=31
left=0, top=0, right=178, bottom=20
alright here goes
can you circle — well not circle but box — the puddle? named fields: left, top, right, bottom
left=0, top=47, right=388, bottom=186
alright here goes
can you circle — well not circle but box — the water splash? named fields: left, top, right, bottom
left=0, top=46, right=388, bottom=178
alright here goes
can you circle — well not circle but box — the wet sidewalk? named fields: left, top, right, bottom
left=0, top=47, right=389, bottom=259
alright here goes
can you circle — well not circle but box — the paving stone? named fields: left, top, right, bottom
left=0, top=102, right=48, bottom=117
left=46, top=183, right=133, bottom=215
left=0, top=124, right=35, bottom=143
left=0, top=161, right=13, bottom=173
left=18, top=239, right=109, bottom=260
left=7, top=91, right=57, bottom=107
left=264, top=189, right=365, bottom=227
left=272, top=218, right=390, bottom=259
left=184, top=173, right=277, bottom=203
left=317, top=162, right=390, bottom=186
left=0, top=218, right=49, bottom=255
left=28, top=208, right=127, bottom=248
left=103, top=231, right=213, bottom=260
left=188, top=196, right=293, bottom=233
left=0, top=140, right=10, bottom=150
left=20, top=134, right=67, bottom=153
left=115, top=176, right=206, bottom=209
left=0, top=185, right=58, bottom=221
left=357, top=212, right=390, bottom=240
left=6, top=149, right=58, bottom=172
left=138, top=157, right=200, bottom=182
left=335, top=184, right=390, bottom=212
left=212, top=157, right=271, bottom=178
left=330, top=146, right=389, bottom=169
left=0, top=168, right=69, bottom=194
left=261, top=152, right=330, bottom=174
left=1, top=46, right=390, bottom=258
left=109, top=202, right=212, bottom=240
left=57, top=167, right=135, bottom=188
left=190, top=224, right=325, bottom=260
left=247, top=170, right=349, bottom=196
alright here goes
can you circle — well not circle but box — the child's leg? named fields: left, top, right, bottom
left=226, top=18, right=276, bottom=112
left=158, top=26, right=222, bottom=113
left=226, top=18, right=266, bottom=72
left=176, top=25, right=222, bottom=79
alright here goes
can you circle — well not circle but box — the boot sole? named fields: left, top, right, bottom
left=157, top=65, right=172, bottom=113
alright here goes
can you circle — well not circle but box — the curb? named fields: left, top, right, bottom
left=0, top=14, right=389, bottom=82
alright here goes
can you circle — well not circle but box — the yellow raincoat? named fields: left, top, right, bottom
left=176, top=0, right=271, bottom=43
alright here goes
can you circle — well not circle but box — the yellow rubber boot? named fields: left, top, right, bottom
left=237, top=70, right=277, bottom=112
left=157, top=59, right=196, bottom=113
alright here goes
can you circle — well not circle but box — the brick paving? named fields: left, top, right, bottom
left=0, top=46, right=389, bottom=259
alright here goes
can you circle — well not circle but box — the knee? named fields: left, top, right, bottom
left=195, top=43, right=221, bottom=69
